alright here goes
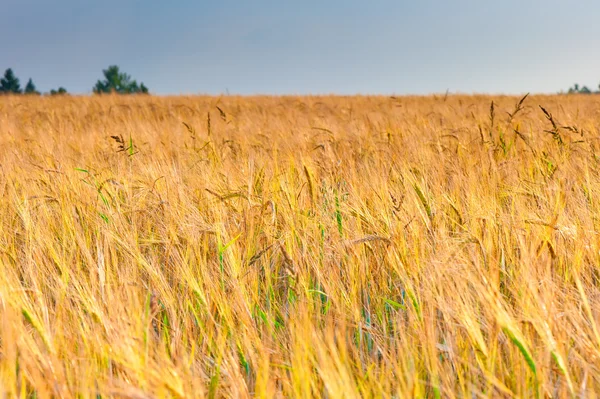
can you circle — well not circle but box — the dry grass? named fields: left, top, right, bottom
left=1, top=93, right=600, bottom=397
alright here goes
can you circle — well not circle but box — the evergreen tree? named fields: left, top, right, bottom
left=24, top=78, right=40, bottom=95
left=93, top=65, right=149, bottom=94
left=0, top=68, right=22, bottom=94
left=49, top=87, right=68, bottom=96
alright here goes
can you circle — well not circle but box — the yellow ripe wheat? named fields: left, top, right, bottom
left=0, top=93, right=599, bottom=397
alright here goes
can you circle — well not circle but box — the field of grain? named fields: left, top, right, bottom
left=1, top=94, right=600, bottom=397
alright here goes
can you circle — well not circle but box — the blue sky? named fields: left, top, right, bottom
left=3, top=0, right=600, bottom=95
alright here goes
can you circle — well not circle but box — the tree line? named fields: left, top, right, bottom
left=567, top=83, right=600, bottom=94
left=0, top=65, right=149, bottom=95
left=3, top=65, right=598, bottom=96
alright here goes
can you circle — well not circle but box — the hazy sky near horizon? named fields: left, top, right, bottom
left=3, top=0, right=600, bottom=95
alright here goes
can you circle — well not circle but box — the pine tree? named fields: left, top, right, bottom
left=93, top=65, right=149, bottom=94
left=0, top=68, right=22, bottom=94
left=24, top=78, right=40, bottom=95
left=49, top=87, right=68, bottom=96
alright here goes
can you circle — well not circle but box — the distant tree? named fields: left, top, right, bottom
left=93, top=65, right=149, bottom=94
left=0, top=68, right=22, bottom=94
left=567, top=83, right=581, bottom=94
left=49, top=87, right=68, bottom=96
left=24, top=78, right=40, bottom=95
left=567, top=83, right=599, bottom=94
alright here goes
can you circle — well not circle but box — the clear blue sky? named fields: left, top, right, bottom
left=3, top=0, right=600, bottom=95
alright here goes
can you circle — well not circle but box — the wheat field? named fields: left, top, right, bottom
left=1, top=94, right=600, bottom=398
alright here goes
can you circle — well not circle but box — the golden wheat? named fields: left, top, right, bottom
left=0, top=93, right=600, bottom=397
